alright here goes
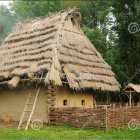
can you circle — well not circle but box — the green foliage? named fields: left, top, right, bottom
left=61, top=0, right=81, bottom=9
left=79, top=0, right=112, bottom=28
left=83, top=26, right=107, bottom=56
left=12, top=0, right=62, bottom=20
left=111, top=0, right=140, bottom=85
left=0, top=5, right=16, bottom=44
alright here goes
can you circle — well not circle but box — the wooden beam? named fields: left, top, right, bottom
left=0, top=78, right=69, bottom=85
left=129, top=92, right=132, bottom=107
left=125, top=91, right=135, bottom=93
left=0, top=81, right=9, bottom=85
left=0, top=78, right=44, bottom=85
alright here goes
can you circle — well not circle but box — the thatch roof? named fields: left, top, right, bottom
left=0, top=8, right=120, bottom=92
left=124, top=83, right=140, bottom=93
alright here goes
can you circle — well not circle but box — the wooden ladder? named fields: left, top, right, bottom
left=18, top=88, right=40, bottom=130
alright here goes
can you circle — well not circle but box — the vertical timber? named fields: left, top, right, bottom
left=47, top=83, right=56, bottom=123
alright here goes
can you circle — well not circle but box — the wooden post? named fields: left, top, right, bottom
left=47, top=83, right=56, bottom=124
left=47, top=85, right=51, bottom=124
left=109, top=93, right=111, bottom=103
left=137, top=102, right=140, bottom=107
left=104, top=106, right=108, bottom=130
left=125, top=92, right=133, bottom=107
left=107, top=93, right=110, bottom=104
left=113, top=104, right=115, bottom=109
left=119, top=103, right=121, bottom=108
left=126, top=103, right=128, bottom=108
left=129, top=92, right=132, bottom=107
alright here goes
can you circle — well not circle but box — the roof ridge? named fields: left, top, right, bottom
left=16, top=8, right=80, bottom=25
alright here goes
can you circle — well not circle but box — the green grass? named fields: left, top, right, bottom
left=0, top=125, right=140, bottom=140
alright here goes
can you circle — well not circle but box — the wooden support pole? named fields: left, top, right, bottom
left=129, top=92, right=132, bottom=107
left=108, top=92, right=111, bottom=103
left=47, top=83, right=56, bottom=124
left=137, top=102, right=140, bottom=107
left=0, top=78, right=68, bottom=85
left=119, top=103, right=121, bottom=108
left=106, top=93, right=109, bottom=104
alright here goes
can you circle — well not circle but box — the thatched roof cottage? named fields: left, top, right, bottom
left=0, top=8, right=120, bottom=129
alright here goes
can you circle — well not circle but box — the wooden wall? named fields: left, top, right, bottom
left=50, top=105, right=140, bottom=130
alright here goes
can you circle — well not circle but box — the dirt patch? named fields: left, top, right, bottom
left=0, top=121, right=18, bottom=129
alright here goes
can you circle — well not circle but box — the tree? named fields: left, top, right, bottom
left=0, top=5, right=16, bottom=44
left=111, top=0, right=140, bottom=85
left=78, top=0, right=112, bottom=57
left=12, top=0, right=61, bottom=20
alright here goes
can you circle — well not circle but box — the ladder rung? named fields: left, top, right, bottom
left=21, top=121, right=27, bottom=124
left=27, top=103, right=33, bottom=105
left=29, top=96, right=36, bottom=99
left=22, top=117, right=29, bottom=120
left=31, top=95, right=37, bottom=97
left=31, top=92, right=36, bottom=94
left=25, top=108, right=32, bottom=111
left=32, top=90, right=38, bottom=92
left=25, top=110, right=32, bottom=112
left=31, top=92, right=38, bottom=94
left=30, top=96, right=36, bottom=98
left=28, top=97, right=36, bottom=100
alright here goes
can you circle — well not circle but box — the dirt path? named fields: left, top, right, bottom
left=0, top=121, right=18, bottom=129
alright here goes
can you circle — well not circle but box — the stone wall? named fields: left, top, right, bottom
left=50, top=105, right=140, bottom=130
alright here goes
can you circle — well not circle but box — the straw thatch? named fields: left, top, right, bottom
left=124, top=83, right=140, bottom=93
left=8, top=76, right=20, bottom=88
left=0, top=8, right=120, bottom=91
